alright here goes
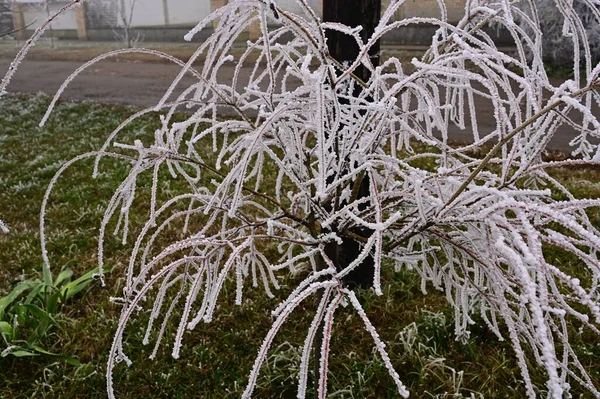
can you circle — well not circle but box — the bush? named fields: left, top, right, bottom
left=2, top=0, right=600, bottom=398
left=519, top=0, right=600, bottom=66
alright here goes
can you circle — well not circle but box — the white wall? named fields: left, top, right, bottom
left=120, top=0, right=212, bottom=28
left=115, top=0, right=322, bottom=29
left=166, top=0, right=211, bottom=26
left=122, top=0, right=165, bottom=27
left=21, top=1, right=77, bottom=30
left=275, top=0, right=319, bottom=16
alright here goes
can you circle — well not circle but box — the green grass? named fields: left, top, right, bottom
left=0, top=94, right=599, bottom=398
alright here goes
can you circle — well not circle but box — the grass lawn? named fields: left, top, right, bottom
left=0, top=93, right=599, bottom=398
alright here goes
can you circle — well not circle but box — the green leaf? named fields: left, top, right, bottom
left=3, top=349, right=38, bottom=358
left=24, top=281, right=45, bottom=305
left=42, top=265, right=53, bottom=287
left=14, top=304, right=28, bottom=325
left=19, top=303, right=50, bottom=321
left=0, top=280, right=36, bottom=319
left=0, top=321, right=13, bottom=337
left=61, top=266, right=111, bottom=300
left=30, top=345, right=82, bottom=366
left=45, top=291, right=61, bottom=314
left=59, top=356, right=82, bottom=367
left=14, top=303, right=53, bottom=339
left=54, top=269, right=73, bottom=287
left=29, top=345, right=54, bottom=355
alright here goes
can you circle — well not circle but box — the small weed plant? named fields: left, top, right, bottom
left=2, top=0, right=600, bottom=398
left=0, top=264, right=107, bottom=363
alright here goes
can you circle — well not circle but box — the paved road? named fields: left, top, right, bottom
left=0, top=56, right=592, bottom=152
left=1, top=58, right=222, bottom=108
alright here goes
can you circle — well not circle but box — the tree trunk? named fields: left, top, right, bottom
left=322, top=0, right=381, bottom=289
left=323, top=0, right=381, bottom=84
left=313, top=2, right=381, bottom=394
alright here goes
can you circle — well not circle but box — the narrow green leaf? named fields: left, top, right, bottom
left=57, top=355, right=81, bottom=367
left=25, top=282, right=45, bottom=305
left=4, top=349, right=38, bottom=358
left=29, top=345, right=82, bottom=366
left=0, top=280, right=36, bottom=318
left=14, top=304, right=29, bottom=325
left=55, top=269, right=73, bottom=287
left=20, top=303, right=50, bottom=321
left=61, top=266, right=112, bottom=300
left=17, top=303, right=53, bottom=337
left=0, top=321, right=13, bottom=336
left=42, top=265, right=53, bottom=287
left=46, top=291, right=61, bottom=314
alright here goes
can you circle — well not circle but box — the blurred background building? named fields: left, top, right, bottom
left=4, top=0, right=490, bottom=45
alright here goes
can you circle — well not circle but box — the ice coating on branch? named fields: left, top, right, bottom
left=17, top=0, right=600, bottom=397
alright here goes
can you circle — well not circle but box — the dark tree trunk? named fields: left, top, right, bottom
left=313, top=4, right=382, bottom=394
left=323, top=0, right=381, bottom=84
left=322, top=0, right=381, bottom=289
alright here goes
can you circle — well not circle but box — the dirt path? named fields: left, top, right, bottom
left=0, top=55, right=590, bottom=153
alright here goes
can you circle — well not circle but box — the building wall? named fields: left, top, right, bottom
left=20, top=1, right=78, bottom=30
left=13, top=0, right=476, bottom=42
left=274, top=0, right=319, bottom=16
left=167, top=0, right=211, bottom=26
left=381, top=0, right=465, bottom=22
left=85, top=0, right=211, bottom=28
left=86, top=0, right=467, bottom=29
left=85, top=0, right=119, bottom=28
left=0, top=1, right=14, bottom=35
left=124, top=0, right=166, bottom=27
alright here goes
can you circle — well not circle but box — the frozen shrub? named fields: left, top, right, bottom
left=2, top=0, right=600, bottom=397
left=519, top=0, right=600, bottom=65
